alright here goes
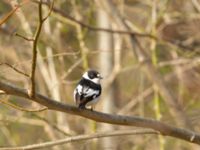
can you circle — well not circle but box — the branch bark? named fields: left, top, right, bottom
left=0, top=80, right=200, bottom=145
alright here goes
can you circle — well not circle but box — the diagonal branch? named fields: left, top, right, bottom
left=15, top=33, right=34, bottom=41
left=0, top=99, right=47, bottom=112
left=0, top=80, right=199, bottom=145
left=0, top=5, right=20, bottom=26
left=0, top=63, right=29, bottom=77
left=31, top=114, right=72, bottom=136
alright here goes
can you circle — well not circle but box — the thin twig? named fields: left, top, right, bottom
left=118, top=87, right=153, bottom=114
left=0, top=63, right=29, bottom=77
left=0, top=114, right=46, bottom=126
left=32, top=114, right=72, bottom=136
left=15, top=33, right=34, bottom=41
left=61, top=59, right=82, bottom=79
left=42, top=0, right=54, bottom=21
left=0, top=5, right=20, bottom=26
left=0, top=99, right=47, bottom=112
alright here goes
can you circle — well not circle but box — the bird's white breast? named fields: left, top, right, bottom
left=85, top=97, right=100, bottom=106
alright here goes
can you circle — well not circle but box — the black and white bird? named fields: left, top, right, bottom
left=73, top=70, right=103, bottom=110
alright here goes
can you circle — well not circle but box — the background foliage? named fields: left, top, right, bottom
left=0, top=0, right=200, bottom=149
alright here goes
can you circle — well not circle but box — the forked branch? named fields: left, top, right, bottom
left=29, top=0, right=54, bottom=98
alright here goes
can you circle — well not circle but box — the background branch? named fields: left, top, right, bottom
left=0, top=99, right=47, bottom=112
left=31, top=0, right=156, bottom=39
left=0, top=63, right=29, bottom=77
left=0, top=129, right=157, bottom=150
left=98, top=0, right=191, bottom=129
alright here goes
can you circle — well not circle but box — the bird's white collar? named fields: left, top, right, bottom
left=83, top=72, right=101, bottom=84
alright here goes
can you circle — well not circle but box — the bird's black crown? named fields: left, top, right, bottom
left=87, top=70, right=100, bottom=79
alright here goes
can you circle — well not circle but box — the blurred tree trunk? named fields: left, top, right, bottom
left=97, top=5, right=117, bottom=150
left=43, top=4, right=72, bottom=150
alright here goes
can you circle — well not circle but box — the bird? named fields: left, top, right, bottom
left=73, top=70, right=103, bottom=110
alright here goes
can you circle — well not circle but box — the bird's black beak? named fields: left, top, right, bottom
left=97, top=74, right=103, bottom=79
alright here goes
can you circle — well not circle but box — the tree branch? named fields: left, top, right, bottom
left=15, top=33, right=34, bottom=41
left=0, top=99, right=47, bottom=112
left=29, top=0, right=53, bottom=98
left=31, top=114, right=72, bottom=136
left=0, top=80, right=199, bottom=145
left=0, top=5, right=20, bottom=26
left=0, top=63, right=29, bottom=77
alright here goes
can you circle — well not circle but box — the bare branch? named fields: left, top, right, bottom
left=0, top=99, right=47, bottom=112
left=61, top=59, right=82, bottom=80
left=29, top=1, right=42, bottom=98
left=32, top=114, right=72, bottom=136
left=0, top=80, right=200, bottom=145
left=0, top=63, right=29, bottom=77
left=0, top=5, right=19, bottom=26
left=30, top=0, right=52, bottom=98
left=15, top=33, right=34, bottom=41
left=42, top=0, right=54, bottom=21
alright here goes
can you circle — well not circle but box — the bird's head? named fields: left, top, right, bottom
left=83, top=70, right=103, bottom=84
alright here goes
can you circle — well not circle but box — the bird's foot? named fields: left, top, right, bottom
left=78, top=105, right=86, bottom=109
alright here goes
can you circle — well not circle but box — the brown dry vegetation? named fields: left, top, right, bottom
left=0, top=0, right=200, bottom=149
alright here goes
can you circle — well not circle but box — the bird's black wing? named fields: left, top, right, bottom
left=76, top=78, right=101, bottom=108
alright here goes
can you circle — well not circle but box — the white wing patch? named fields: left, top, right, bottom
left=74, top=84, right=101, bottom=107
left=77, top=84, right=83, bottom=94
left=84, top=88, right=99, bottom=97
left=76, top=84, right=99, bottom=97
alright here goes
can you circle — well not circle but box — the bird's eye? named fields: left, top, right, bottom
left=87, top=70, right=100, bottom=79
left=88, top=72, right=94, bottom=79
left=92, top=73, right=96, bottom=79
